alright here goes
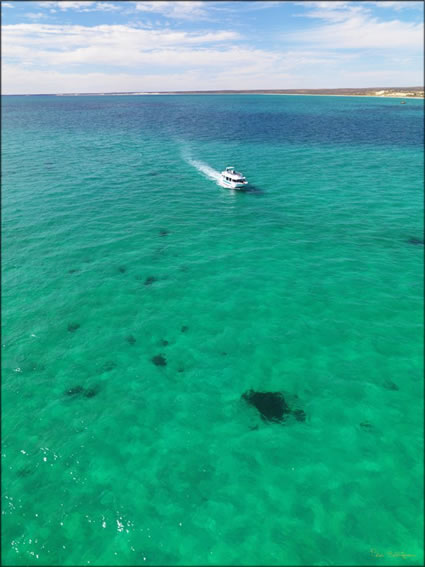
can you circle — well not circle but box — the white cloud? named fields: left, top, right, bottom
left=4, top=56, right=422, bottom=94
left=96, top=2, right=121, bottom=11
left=292, top=2, right=423, bottom=49
left=37, top=1, right=121, bottom=12
left=339, top=68, right=424, bottom=85
left=239, top=1, right=285, bottom=11
left=3, top=22, right=349, bottom=93
left=1, top=63, right=293, bottom=94
left=3, top=22, right=353, bottom=74
left=2, top=23, right=284, bottom=74
left=309, top=19, right=422, bottom=49
left=133, top=1, right=209, bottom=20
left=25, top=12, right=48, bottom=20
left=2, top=23, right=241, bottom=54
left=369, top=1, right=424, bottom=10
left=2, top=2, right=15, bottom=7
left=300, top=2, right=367, bottom=23
left=56, top=1, right=96, bottom=9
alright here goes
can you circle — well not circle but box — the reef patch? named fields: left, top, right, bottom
left=242, top=390, right=290, bottom=423
left=16, top=465, right=34, bottom=478
left=65, top=385, right=99, bottom=398
left=407, top=237, right=424, bottom=245
left=67, top=323, right=80, bottom=333
left=126, top=335, right=136, bottom=345
left=293, top=409, right=306, bottom=422
left=101, top=360, right=117, bottom=372
left=181, top=325, right=189, bottom=333
left=152, top=354, right=167, bottom=366
left=383, top=379, right=399, bottom=391
left=242, top=389, right=305, bottom=424
left=83, top=387, right=98, bottom=398
left=159, top=229, right=169, bottom=237
left=144, top=276, right=157, bottom=286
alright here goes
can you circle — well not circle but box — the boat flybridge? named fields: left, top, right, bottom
left=219, top=167, right=248, bottom=190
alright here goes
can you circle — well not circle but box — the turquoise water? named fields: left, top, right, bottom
left=2, top=94, right=424, bottom=565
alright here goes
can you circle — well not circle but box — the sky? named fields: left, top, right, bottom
left=1, top=0, right=424, bottom=94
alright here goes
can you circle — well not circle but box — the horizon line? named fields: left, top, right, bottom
left=3, top=86, right=424, bottom=97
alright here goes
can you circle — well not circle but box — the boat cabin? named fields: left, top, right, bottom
left=223, top=166, right=246, bottom=182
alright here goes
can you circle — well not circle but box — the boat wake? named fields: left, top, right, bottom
left=181, top=147, right=220, bottom=183
left=189, top=159, right=221, bottom=183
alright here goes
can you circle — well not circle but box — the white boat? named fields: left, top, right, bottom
left=219, top=166, right=248, bottom=190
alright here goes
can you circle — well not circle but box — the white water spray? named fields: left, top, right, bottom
left=181, top=145, right=221, bottom=183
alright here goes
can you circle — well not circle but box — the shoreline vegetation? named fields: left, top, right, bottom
left=7, top=87, right=424, bottom=98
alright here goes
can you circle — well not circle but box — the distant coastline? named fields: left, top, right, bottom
left=4, top=87, right=424, bottom=98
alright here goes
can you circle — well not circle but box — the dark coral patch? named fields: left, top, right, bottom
left=383, top=380, right=399, bottom=391
left=118, top=266, right=127, bottom=273
left=68, top=269, right=79, bottom=274
left=360, top=421, right=373, bottom=430
left=181, top=325, right=189, bottom=333
left=16, top=465, right=34, bottom=478
left=101, top=360, right=117, bottom=372
left=160, top=339, right=169, bottom=347
left=126, top=335, right=136, bottom=345
left=65, top=385, right=99, bottom=398
left=159, top=229, right=169, bottom=236
left=177, top=367, right=185, bottom=373
left=407, top=237, right=424, bottom=245
left=83, top=387, right=98, bottom=398
left=152, top=354, right=167, bottom=366
left=144, top=276, right=157, bottom=286
left=242, top=390, right=291, bottom=423
left=65, top=385, right=84, bottom=396
left=67, top=323, right=80, bottom=333
left=293, top=409, right=306, bottom=422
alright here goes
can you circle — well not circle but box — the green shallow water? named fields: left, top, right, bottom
left=1, top=94, right=424, bottom=565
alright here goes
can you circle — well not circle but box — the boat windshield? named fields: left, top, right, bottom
left=222, top=172, right=246, bottom=182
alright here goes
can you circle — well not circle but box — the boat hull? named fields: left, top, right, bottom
left=219, top=178, right=248, bottom=190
